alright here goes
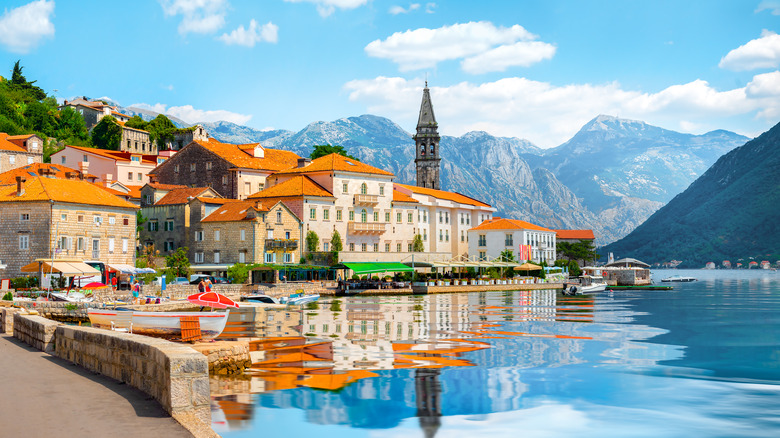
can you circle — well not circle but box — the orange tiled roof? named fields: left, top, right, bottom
left=392, top=189, right=418, bottom=204
left=114, top=119, right=149, bottom=133
left=65, top=144, right=158, bottom=165
left=201, top=200, right=270, bottom=222
left=0, top=176, right=138, bottom=209
left=471, top=218, right=552, bottom=232
left=395, top=183, right=491, bottom=208
left=194, top=138, right=301, bottom=171
left=272, top=153, right=394, bottom=177
left=124, top=184, right=143, bottom=199
left=145, top=182, right=187, bottom=191
left=0, top=133, right=33, bottom=152
left=195, top=197, right=243, bottom=204
left=155, top=187, right=216, bottom=205
left=111, top=110, right=130, bottom=119
left=0, top=163, right=98, bottom=185
left=248, top=175, right=333, bottom=199
left=555, top=229, right=595, bottom=240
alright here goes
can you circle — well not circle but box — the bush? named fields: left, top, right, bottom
left=11, top=276, right=37, bottom=289
left=371, top=276, right=379, bottom=281
left=2, top=292, right=13, bottom=301
left=351, top=274, right=359, bottom=280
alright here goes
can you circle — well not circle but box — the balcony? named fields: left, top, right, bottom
left=265, top=239, right=299, bottom=250
left=353, top=193, right=379, bottom=206
left=348, top=221, right=387, bottom=234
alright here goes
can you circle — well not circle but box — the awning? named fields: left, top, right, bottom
left=20, top=260, right=100, bottom=277
left=190, top=264, right=232, bottom=272
left=341, top=262, right=415, bottom=275
left=107, top=263, right=139, bottom=274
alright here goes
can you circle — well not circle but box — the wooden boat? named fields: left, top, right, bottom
left=87, top=308, right=230, bottom=340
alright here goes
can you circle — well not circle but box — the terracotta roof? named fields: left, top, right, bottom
left=0, top=163, right=98, bottom=185
left=470, top=218, right=552, bottom=232
left=395, top=183, right=491, bottom=208
left=0, top=133, right=35, bottom=152
left=248, top=175, right=333, bottom=199
left=201, top=200, right=267, bottom=222
left=0, top=176, right=138, bottom=209
left=392, top=189, right=418, bottom=204
left=144, top=182, right=187, bottom=191
left=64, top=144, right=157, bottom=165
left=555, top=229, right=595, bottom=240
left=125, top=185, right=143, bottom=199
left=194, top=138, right=300, bottom=171
left=111, top=111, right=131, bottom=119
left=155, top=187, right=216, bottom=205
left=272, top=153, right=394, bottom=177
left=194, top=197, right=243, bottom=204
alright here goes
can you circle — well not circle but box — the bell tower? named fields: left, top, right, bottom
left=413, top=81, right=441, bottom=190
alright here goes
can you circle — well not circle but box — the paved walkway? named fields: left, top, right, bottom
left=0, top=334, right=193, bottom=437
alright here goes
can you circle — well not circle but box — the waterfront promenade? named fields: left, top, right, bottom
left=0, top=334, right=192, bottom=438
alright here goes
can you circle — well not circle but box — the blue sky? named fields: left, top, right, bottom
left=3, top=0, right=780, bottom=148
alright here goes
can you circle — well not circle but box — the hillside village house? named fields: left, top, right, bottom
left=139, top=182, right=188, bottom=207
left=250, top=153, right=495, bottom=263
left=164, top=124, right=210, bottom=151
left=0, top=162, right=98, bottom=185
left=0, top=133, right=43, bottom=173
left=555, top=229, right=595, bottom=245
left=60, top=98, right=154, bottom=154
left=149, top=137, right=300, bottom=200
left=467, top=218, right=557, bottom=264
left=0, top=175, right=138, bottom=278
left=53, top=144, right=171, bottom=187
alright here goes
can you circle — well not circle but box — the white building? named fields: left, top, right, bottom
left=467, top=218, right=557, bottom=264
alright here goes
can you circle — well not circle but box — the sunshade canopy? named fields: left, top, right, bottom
left=341, top=262, right=415, bottom=275
left=514, top=262, right=542, bottom=271
left=107, top=263, right=140, bottom=274
left=187, top=292, right=239, bottom=309
left=20, top=260, right=100, bottom=277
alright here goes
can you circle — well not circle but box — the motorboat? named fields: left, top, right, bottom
left=579, top=275, right=608, bottom=293
left=241, top=294, right=280, bottom=304
left=87, top=308, right=230, bottom=340
left=580, top=283, right=608, bottom=293
left=280, top=293, right=320, bottom=305
left=661, top=276, right=697, bottom=282
left=50, top=291, right=94, bottom=303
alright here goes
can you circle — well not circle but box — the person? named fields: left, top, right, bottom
left=198, top=279, right=205, bottom=293
left=111, top=276, right=117, bottom=291
left=131, top=280, right=140, bottom=304
left=205, top=278, right=212, bottom=292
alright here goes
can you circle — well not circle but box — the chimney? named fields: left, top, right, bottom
left=103, top=173, right=113, bottom=182
left=297, top=158, right=311, bottom=168
left=64, top=171, right=77, bottom=179
left=15, top=176, right=26, bottom=196
left=252, top=144, right=264, bottom=158
left=79, top=161, right=89, bottom=180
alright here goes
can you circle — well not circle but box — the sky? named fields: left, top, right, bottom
left=3, top=0, right=780, bottom=148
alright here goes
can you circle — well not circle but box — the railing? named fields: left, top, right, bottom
left=265, top=239, right=299, bottom=250
left=348, top=221, right=387, bottom=234
left=353, top=194, right=379, bottom=206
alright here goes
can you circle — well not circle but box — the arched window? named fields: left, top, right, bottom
left=360, top=183, right=367, bottom=195
left=430, top=144, right=435, bottom=154
left=420, top=144, right=425, bottom=156
left=361, top=209, right=367, bottom=223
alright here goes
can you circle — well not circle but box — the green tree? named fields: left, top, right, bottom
left=91, top=115, right=122, bottom=150
left=165, top=247, right=191, bottom=278
left=306, top=230, right=319, bottom=252
left=24, top=100, right=57, bottom=136
left=310, top=144, right=358, bottom=161
left=9, top=61, right=46, bottom=101
left=125, top=115, right=148, bottom=131
left=228, top=263, right=257, bottom=284
left=56, top=107, right=90, bottom=144
left=331, top=230, right=343, bottom=252
left=136, top=210, right=148, bottom=236
left=412, top=234, right=424, bottom=252
left=499, top=249, right=516, bottom=277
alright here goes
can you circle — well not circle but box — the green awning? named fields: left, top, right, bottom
left=342, top=262, right=415, bottom=275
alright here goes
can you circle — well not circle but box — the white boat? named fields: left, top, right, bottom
left=580, top=283, right=608, bottom=293
left=661, top=276, right=697, bottom=282
left=50, top=291, right=94, bottom=303
left=280, top=293, right=320, bottom=305
left=87, top=309, right=230, bottom=340
left=242, top=294, right=280, bottom=304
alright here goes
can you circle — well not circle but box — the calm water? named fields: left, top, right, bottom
left=212, top=269, right=780, bottom=438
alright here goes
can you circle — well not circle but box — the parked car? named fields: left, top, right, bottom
left=213, top=277, right=229, bottom=284
left=170, top=277, right=189, bottom=285
left=189, top=274, right=213, bottom=285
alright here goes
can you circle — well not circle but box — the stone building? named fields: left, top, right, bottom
left=60, top=97, right=114, bottom=129
left=414, top=82, right=441, bottom=190
left=149, top=138, right=301, bottom=200
left=165, top=124, right=210, bottom=151
left=0, top=176, right=138, bottom=277
left=59, top=98, right=153, bottom=153
left=53, top=144, right=166, bottom=187
left=139, top=182, right=188, bottom=207
left=0, top=162, right=98, bottom=185
left=467, top=218, right=557, bottom=264
left=0, top=133, right=44, bottom=173
left=116, top=120, right=155, bottom=154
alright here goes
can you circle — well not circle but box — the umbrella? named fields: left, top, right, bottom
left=82, top=282, right=109, bottom=289
left=513, top=263, right=542, bottom=271
left=187, top=292, right=239, bottom=309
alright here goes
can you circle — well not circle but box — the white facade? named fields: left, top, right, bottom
left=467, top=218, right=557, bottom=264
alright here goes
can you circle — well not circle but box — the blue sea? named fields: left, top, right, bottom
left=212, top=269, right=780, bottom=438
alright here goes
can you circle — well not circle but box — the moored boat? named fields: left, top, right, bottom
left=87, top=308, right=230, bottom=339
left=661, top=276, right=697, bottom=282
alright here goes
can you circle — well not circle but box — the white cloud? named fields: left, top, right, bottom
left=219, top=19, right=278, bottom=46
left=755, top=0, right=780, bottom=15
left=425, top=2, right=436, bottom=13
left=389, top=3, right=420, bottom=15
left=159, top=0, right=227, bottom=35
left=0, top=0, right=55, bottom=54
left=344, top=75, right=776, bottom=148
left=364, top=21, right=553, bottom=73
left=130, top=102, right=252, bottom=125
left=461, top=41, right=556, bottom=74
left=719, top=30, right=780, bottom=71
left=284, top=0, right=367, bottom=18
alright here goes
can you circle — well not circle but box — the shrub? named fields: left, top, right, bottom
left=2, top=292, right=13, bottom=301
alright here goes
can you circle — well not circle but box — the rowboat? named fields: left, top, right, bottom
left=87, top=308, right=230, bottom=340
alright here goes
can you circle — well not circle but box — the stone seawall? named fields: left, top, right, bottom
left=13, top=313, right=61, bottom=353
left=413, top=283, right=563, bottom=294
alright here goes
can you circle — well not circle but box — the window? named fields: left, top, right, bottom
left=478, top=234, right=487, bottom=247
left=361, top=209, right=367, bottom=223
left=264, top=252, right=275, bottom=263
left=423, top=231, right=427, bottom=241
left=284, top=253, right=292, bottom=263
left=505, top=234, right=513, bottom=246
left=123, top=217, right=129, bottom=226
left=445, top=230, right=449, bottom=242
left=164, top=220, right=173, bottom=231
left=397, top=212, right=402, bottom=223
left=361, top=243, right=367, bottom=252
left=195, top=231, right=203, bottom=241
left=137, top=173, right=142, bottom=181
left=206, top=161, right=212, bottom=170
left=479, top=251, right=486, bottom=261
left=408, top=212, right=413, bottom=223
left=214, top=230, right=220, bottom=241
left=195, top=252, right=204, bottom=263
left=131, top=156, right=141, bottom=163
left=190, top=163, right=196, bottom=171
left=239, top=251, right=246, bottom=263
left=27, top=157, right=33, bottom=164
left=58, top=236, right=70, bottom=251
left=385, top=212, right=390, bottom=222
left=19, top=235, right=29, bottom=250
left=385, top=243, right=390, bottom=252
left=214, top=251, right=220, bottom=263
left=407, top=243, right=412, bottom=252
left=324, top=242, right=329, bottom=251
left=373, top=243, right=379, bottom=252
left=461, top=231, right=465, bottom=242
left=445, top=212, right=449, bottom=224
left=174, top=164, right=179, bottom=173
left=439, top=212, right=443, bottom=223
left=461, top=214, right=464, bottom=225
left=9, top=155, right=15, bottom=165
left=127, top=140, right=131, bottom=149
left=268, top=229, right=274, bottom=239
left=323, top=209, right=330, bottom=220
left=61, top=156, right=66, bottom=164
left=78, top=215, right=83, bottom=222
left=342, top=182, right=348, bottom=194
left=466, top=216, right=470, bottom=225
left=94, top=215, right=103, bottom=226
left=109, top=238, right=115, bottom=253
left=109, top=217, right=116, bottom=225
left=439, top=230, right=443, bottom=242
left=349, top=210, right=355, bottom=221
left=19, top=213, right=29, bottom=221
left=128, top=172, right=133, bottom=180
left=77, top=237, right=85, bottom=251
left=396, top=243, right=402, bottom=252
left=222, top=175, right=228, bottom=185
left=379, top=186, right=384, bottom=196
left=148, top=221, right=158, bottom=231
left=285, top=231, right=290, bottom=239
left=61, top=214, right=67, bottom=221
left=83, top=154, right=88, bottom=162
left=310, top=208, right=316, bottom=220
left=360, top=183, right=367, bottom=195
left=346, top=242, right=354, bottom=252
left=424, top=211, right=428, bottom=223
left=277, top=210, right=282, bottom=223
left=240, top=229, right=246, bottom=241
left=122, top=238, right=128, bottom=254
left=373, top=211, right=379, bottom=222
left=336, top=210, right=343, bottom=221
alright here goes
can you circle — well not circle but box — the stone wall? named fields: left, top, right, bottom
left=0, top=306, right=22, bottom=333
left=13, top=313, right=62, bottom=353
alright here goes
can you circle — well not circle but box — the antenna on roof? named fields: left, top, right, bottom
left=425, top=72, right=428, bottom=88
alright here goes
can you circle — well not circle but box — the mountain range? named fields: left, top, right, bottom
left=120, top=106, right=749, bottom=245
left=602, top=120, right=780, bottom=267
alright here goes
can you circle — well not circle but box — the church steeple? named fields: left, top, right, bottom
left=414, top=82, right=441, bottom=190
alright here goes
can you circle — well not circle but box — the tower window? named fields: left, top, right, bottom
left=430, top=144, right=435, bottom=154
left=420, top=145, right=425, bottom=156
